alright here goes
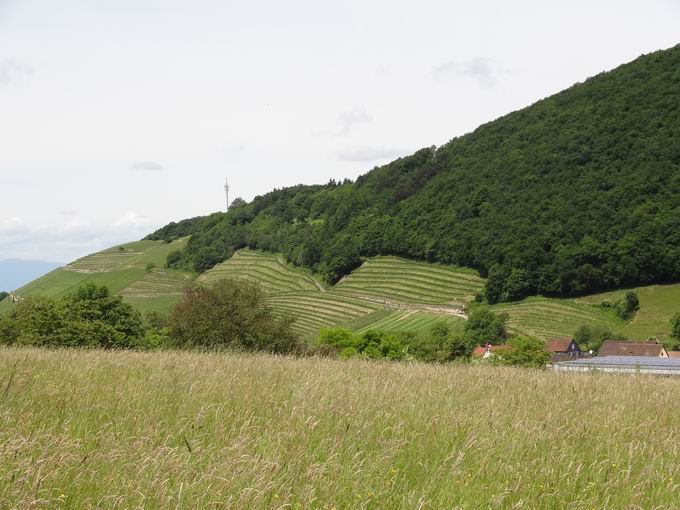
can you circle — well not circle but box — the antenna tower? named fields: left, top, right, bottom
left=224, top=177, right=230, bottom=210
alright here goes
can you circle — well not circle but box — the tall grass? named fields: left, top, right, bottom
left=2, top=347, right=680, bottom=508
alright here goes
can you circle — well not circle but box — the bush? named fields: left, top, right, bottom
left=0, top=283, right=144, bottom=348
left=166, top=250, right=182, bottom=268
left=464, top=307, right=509, bottom=347
left=398, top=323, right=454, bottom=362
left=670, top=313, right=680, bottom=341
left=316, top=327, right=406, bottom=360
left=573, top=324, right=626, bottom=354
left=316, top=327, right=359, bottom=351
left=0, top=291, right=8, bottom=302
left=145, top=262, right=156, bottom=272
left=169, top=278, right=299, bottom=353
left=615, top=291, right=640, bottom=320
left=494, top=336, right=549, bottom=368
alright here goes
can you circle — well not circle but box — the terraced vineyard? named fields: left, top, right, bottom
left=9, top=242, right=673, bottom=343
left=119, top=269, right=192, bottom=298
left=199, top=250, right=321, bottom=294
left=266, top=291, right=380, bottom=338
left=354, top=310, right=465, bottom=335
left=6, top=239, right=191, bottom=306
left=332, top=256, right=484, bottom=306
left=490, top=297, right=623, bottom=340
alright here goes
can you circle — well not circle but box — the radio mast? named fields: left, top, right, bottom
left=224, top=177, right=230, bottom=210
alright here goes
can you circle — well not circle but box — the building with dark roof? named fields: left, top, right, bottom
left=545, top=337, right=586, bottom=362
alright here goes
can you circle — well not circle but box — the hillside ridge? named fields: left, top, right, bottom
left=147, top=44, right=680, bottom=302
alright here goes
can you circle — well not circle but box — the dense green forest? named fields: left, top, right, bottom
left=148, top=45, right=680, bottom=301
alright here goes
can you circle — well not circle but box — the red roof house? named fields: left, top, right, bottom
left=598, top=341, right=668, bottom=357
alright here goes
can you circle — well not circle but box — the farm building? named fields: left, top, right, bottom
left=553, top=356, right=680, bottom=375
left=598, top=341, right=668, bottom=357
left=544, top=337, right=588, bottom=362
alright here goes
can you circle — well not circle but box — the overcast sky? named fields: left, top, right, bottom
left=1, top=0, right=679, bottom=263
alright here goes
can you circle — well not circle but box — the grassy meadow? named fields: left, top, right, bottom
left=2, top=347, right=680, bottom=509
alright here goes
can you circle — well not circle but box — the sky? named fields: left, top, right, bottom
left=1, top=0, right=679, bottom=263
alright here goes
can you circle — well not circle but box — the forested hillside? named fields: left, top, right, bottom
left=148, top=45, right=680, bottom=301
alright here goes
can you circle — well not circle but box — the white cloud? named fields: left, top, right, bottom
left=130, top=161, right=164, bottom=172
left=113, top=211, right=152, bottom=228
left=430, top=57, right=507, bottom=88
left=337, top=145, right=405, bottom=162
left=0, top=213, right=159, bottom=262
left=0, top=59, right=33, bottom=86
left=320, top=106, right=374, bottom=137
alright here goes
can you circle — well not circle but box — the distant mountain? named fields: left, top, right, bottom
left=147, top=44, right=680, bottom=301
left=0, top=259, right=63, bottom=292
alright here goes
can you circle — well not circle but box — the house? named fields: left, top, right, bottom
left=472, top=344, right=509, bottom=359
left=598, top=341, right=668, bottom=357
left=545, top=337, right=586, bottom=362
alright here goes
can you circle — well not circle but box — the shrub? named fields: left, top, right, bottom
left=316, top=328, right=406, bottom=360
left=169, top=278, right=299, bottom=353
left=670, top=313, right=680, bottom=341
left=358, top=330, right=406, bottom=360
left=316, top=327, right=359, bottom=351
left=145, top=262, right=156, bottom=272
left=615, top=291, right=640, bottom=320
left=573, top=324, right=625, bottom=353
left=464, top=307, right=509, bottom=346
left=0, top=291, right=8, bottom=302
left=166, top=250, right=182, bottom=268
left=494, top=336, right=549, bottom=368
left=400, top=323, right=457, bottom=362
left=0, top=284, right=144, bottom=348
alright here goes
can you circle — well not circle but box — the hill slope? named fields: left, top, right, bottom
left=8, top=243, right=663, bottom=342
left=148, top=45, right=680, bottom=302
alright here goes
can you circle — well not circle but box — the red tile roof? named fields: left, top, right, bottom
left=471, top=344, right=510, bottom=358
left=667, top=351, right=680, bottom=358
left=545, top=337, right=575, bottom=353
left=472, top=346, right=487, bottom=357
left=598, top=341, right=667, bottom=357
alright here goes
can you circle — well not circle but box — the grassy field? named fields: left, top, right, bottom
left=579, top=284, right=680, bottom=340
left=2, top=347, right=680, bottom=509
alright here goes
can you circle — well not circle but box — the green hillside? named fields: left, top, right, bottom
left=8, top=44, right=680, bottom=341
left=579, top=284, right=680, bottom=340
left=491, top=297, right=622, bottom=340
left=4, top=241, right=680, bottom=342
left=148, top=45, right=680, bottom=303
left=0, top=239, right=192, bottom=315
